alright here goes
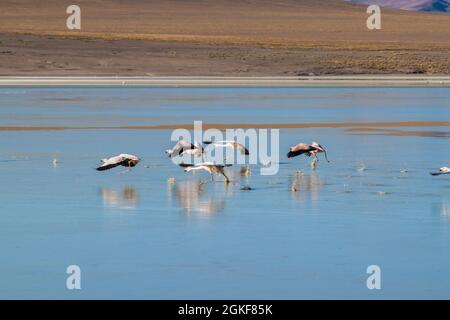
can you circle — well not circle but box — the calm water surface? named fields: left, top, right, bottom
left=0, top=87, right=449, bottom=299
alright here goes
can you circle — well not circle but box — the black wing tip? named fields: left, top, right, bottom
left=203, top=141, right=213, bottom=145
left=179, top=163, right=192, bottom=168
left=215, top=164, right=232, bottom=168
left=96, top=163, right=120, bottom=171
left=287, top=151, right=296, bottom=158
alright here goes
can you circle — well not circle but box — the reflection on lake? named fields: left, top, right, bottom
left=100, top=186, right=138, bottom=210
left=289, top=171, right=323, bottom=203
left=441, top=200, right=450, bottom=220
left=168, top=179, right=228, bottom=216
left=1, top=87, right=450, bottom=299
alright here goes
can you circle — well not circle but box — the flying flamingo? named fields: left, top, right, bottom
left=287, top=142, right=329, bottom=162
left=179, top=162, right=232, bottom=183
left=166, top=141, right=203, bottom=158
left=96, top=154, right=140, bottom=171
left=430, top=167, right=450, bottom=176
left=203, top=140, right=250, bottom=155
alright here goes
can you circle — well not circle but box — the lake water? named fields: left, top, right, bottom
left=0, top=87, right=449, bottom=299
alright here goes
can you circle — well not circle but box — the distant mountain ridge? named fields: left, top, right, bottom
left=348, top=0, right=449, bottom=12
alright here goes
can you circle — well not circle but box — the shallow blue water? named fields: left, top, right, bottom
left=0, top=87, right=449, bottom=299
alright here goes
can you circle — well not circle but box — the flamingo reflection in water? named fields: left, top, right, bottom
left=100, top=186, right=138, bottom=209
left=168, top=179, right=233, bottom=216
left=289, top=171, right=323, bottom=203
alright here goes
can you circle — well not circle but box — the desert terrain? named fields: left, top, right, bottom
left=1, top=0, right=450, bottom=75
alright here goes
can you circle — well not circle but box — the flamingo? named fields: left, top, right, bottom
left=96, top=154, right=140, bottom=171
left=430, top=167, right=450, bottom=176
left=287, top=142, right=329, bottom=162
left=203, top=140, right=250, bottom=155
left=165, top=141, right=203, bottom=158
left=180, top=143, right=204, bottom=158
left=179, top=162, right=232, bottom=183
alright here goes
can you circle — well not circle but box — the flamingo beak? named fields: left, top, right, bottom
left=316, top=144, right=330, bottom=162
left=323, top=149, right=330, bottom=162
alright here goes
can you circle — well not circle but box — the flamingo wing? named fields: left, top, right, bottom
left=234, top=142, right=250, bottom=155
left=96, top=155, right=128, bottom=171
left=287, top=143, right=317, bottom=158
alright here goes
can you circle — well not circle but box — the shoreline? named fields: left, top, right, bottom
left=1, top=121, right=450, bottom=131
left=1, top=76, right=450, bottom=87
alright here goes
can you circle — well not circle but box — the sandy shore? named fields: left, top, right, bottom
left=2, top=1, right=450, bottom=76
left=3, top=31, right=450, bottom=76
left=1, top=76, right=450, bottom=87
